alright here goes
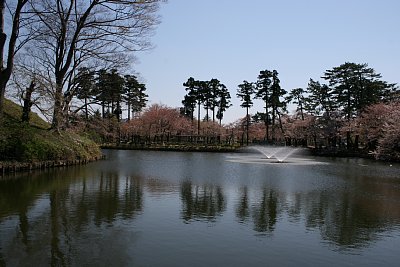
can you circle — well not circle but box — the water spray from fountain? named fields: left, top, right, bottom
left=252, top=145, right=299, bottom=163
left=227, top=145, right=323, bottom=165
left=253, top=146, right=284, bottom=159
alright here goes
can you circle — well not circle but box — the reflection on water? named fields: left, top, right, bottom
left=180, top=181, right=226, bottom=222
left=236, top=187, right=278, bottom=234
left=0, top=169, right=144, bottom=266
left=0, top=150, right=400, bottom=266
left=252, top=188, right=278, bottom=234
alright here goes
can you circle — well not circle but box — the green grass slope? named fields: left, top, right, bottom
left=0, top=99, right=101, bottom=162
left=3, top=99, right=50, bottom=129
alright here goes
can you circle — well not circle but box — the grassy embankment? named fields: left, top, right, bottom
left=0, top=99, right=102, bottom=173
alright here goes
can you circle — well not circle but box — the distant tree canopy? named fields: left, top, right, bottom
left=178, top=63, right=398, bottom=150
left=73, top=68, right=148, bottom=121
left=182, top=77, right=231, bottom=134
left=322, top=62, right=395, bottom=120
left=124, top=75, right=148, bottom=121
left=254, top=69, right=286, bottom=141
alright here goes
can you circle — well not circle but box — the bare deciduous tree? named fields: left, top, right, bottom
left=24, top=0, right=164, bottom=130
left=0, top=0, right=29, bottom=119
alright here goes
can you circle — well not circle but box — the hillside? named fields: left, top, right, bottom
left=0, top=99, right=102, bottom=163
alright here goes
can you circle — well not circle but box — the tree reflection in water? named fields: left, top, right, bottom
left=0, top=155, right=400, bottom=265
left=236, top=187, right=250, bottom=223
left=252, top=188, right=278, bottom=233
left=233, top=182, right=400, bottom=246
left=236, top=187, right=279, bottom=234
left=0, top=170, right=144, bottom=266
left=180, top=180, right=226, bottom=222
left=299, top=190, right=393, bottom=249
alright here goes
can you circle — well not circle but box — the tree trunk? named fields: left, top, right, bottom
left=116, top=101, right=121, bottom=122
left=265, top=104, right=269, bottom=143
left=84, top=97, right=88, bottom=120
left=0, top=0, right=6, bottom=118
left=197, top=101, right=201, bottom=135
left=205, top=104, right=209, bottom=122
left=272, top=109, right=276, bottom=142
left=246, top=107, right=249, bottom=146
left=300, top=103, right=304, bottom=120
left=212, top=107, right=215, bottom=122
left=0, top=0, right=26, bottom=119
left=63, top=93, right=73, bottom=129
left=277, top=111, right=284, bottom=136
left=127, top=100, right=131, bottom=121
left=21, top=81, right=35, bottom=122
left=51, top=80, right=64, bottom=130
left=346, top=131, right=351, bottom=150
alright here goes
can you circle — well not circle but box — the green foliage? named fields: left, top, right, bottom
left=216, top=84, right=231, bottom=124
left=3, top=98, right=49, bottom=129
left=237, top=80, right=255, bottom=108
left=124, top=74, right=148, bottom=119
left=304, top=79, right=335, bottom=117
left=74, top=67, right=96, bottom=101
left=182, top=77, right=231, bottom=124
left=254, top=69, right=287, bottom=140
left=0, top=100, right=101, bottom=162
left=322, top=62, right=395, bottom=120
left=181, top=94, right=196, bottom=119
left=286, top=87, right=306, bottom=120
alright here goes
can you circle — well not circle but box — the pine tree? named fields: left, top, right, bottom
left=183, top=77, right=205, bottom=135
left=269, top=70, right=287, bottom=141
left=124, top=75, right=148, bottom=120
left=237, top=80, right=255, bottom=145
left=216, top=84, right=231, bottom=125
left=255, top=70, right=273, bottom=140
left=74, top=67, right=96, bottom=120
left=286, top=88, right=306, bottom=120
left=323, top=62, right=393, bottom=120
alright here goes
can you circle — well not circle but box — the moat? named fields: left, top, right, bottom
left=1, top=148, right=400, bottom=266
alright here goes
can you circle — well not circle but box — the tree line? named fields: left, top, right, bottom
left=170, top=62, right=398, bottom=160
left=233, top=63, right=397, bottom=146
left=181, top=78, right=232, bottom=131
left=73, top=68, right=148, bottom=122
left=231, top=62, right=398, bottom=160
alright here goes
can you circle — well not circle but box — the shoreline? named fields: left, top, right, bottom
left=308, top=147, right=376, bottom=160
left=101, top=143, right=240, bottom=153
left=0, top=156, right=104, bottom=176
left=2, top=145, right=393, bottom=176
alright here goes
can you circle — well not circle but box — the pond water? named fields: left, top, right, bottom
left=1, top=148, right=400, bottom=266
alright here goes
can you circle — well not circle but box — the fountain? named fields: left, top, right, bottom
left=226, top=145, right=325, bottom=165
left=252, top=145, right=299, bottom=163
left=253, top=145, right=284, bottom=159
left=274, top=147, right=300, bottom=162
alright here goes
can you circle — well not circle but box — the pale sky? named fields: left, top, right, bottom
left=135, top=0, right=400, bottom=123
